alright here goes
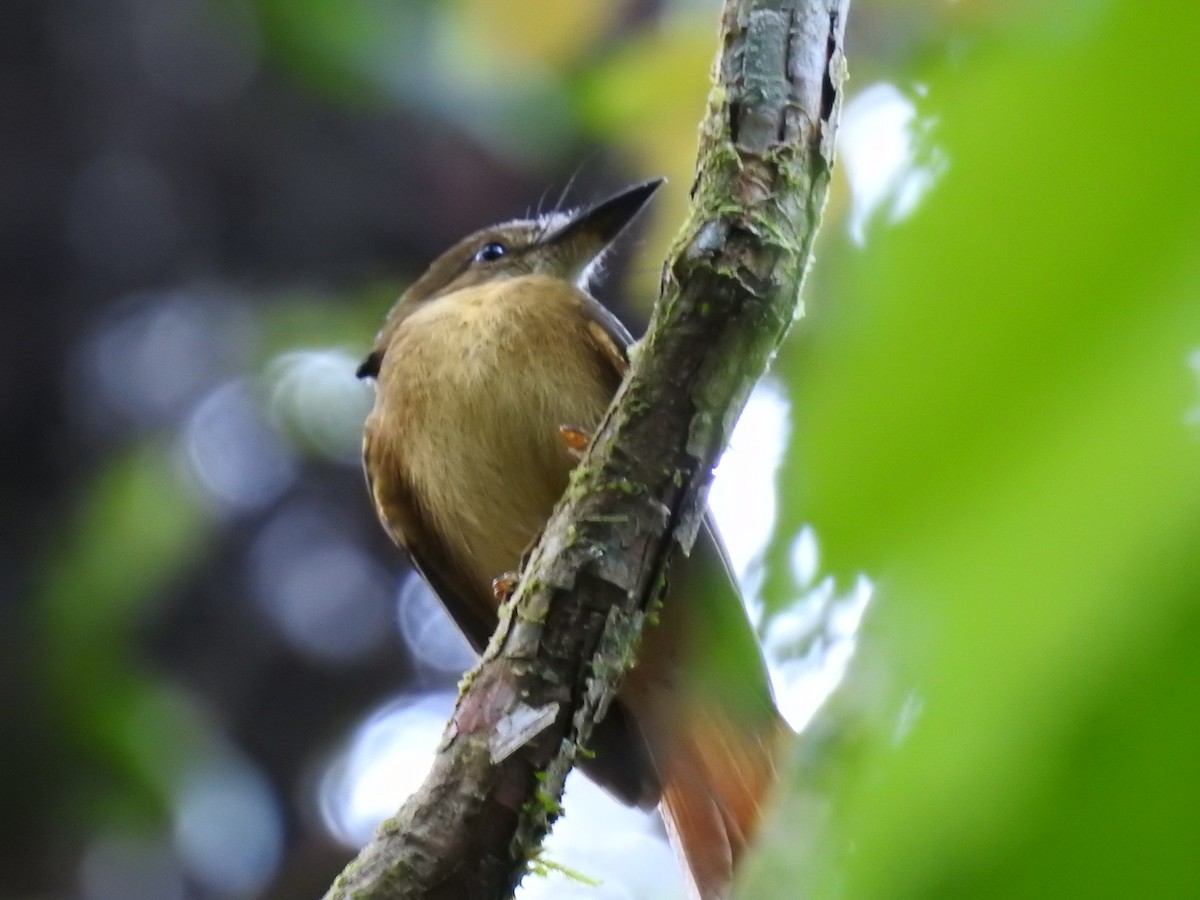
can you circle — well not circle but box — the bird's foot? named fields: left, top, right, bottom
left=492, top=572, right=520, bottom=603
left=558, top=424, right=591, bottom=460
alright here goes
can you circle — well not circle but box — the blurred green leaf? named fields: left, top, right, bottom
left=441, top=0, right=625, bottom=73
left=39, top=443, right=216, bottom=816
left=41, top=444, right=209, bottom=653
left=252, top=0, right=431, bottom=104
left=574, top=19, right=716, bottom=306
left=748, top=0, right=1200, bottom=897
left=257, top=284, right=403, bottom=361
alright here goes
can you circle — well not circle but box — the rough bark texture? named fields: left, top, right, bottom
left=324, top=1, right=849, bottom=897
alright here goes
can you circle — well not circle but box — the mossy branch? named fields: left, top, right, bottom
left=324, top=1, right=850, bottom=897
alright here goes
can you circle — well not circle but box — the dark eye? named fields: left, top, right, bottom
left=473, top=241, right=507, bottom=263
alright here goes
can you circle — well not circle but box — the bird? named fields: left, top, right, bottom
left=357, top=178, right=791, bottom=899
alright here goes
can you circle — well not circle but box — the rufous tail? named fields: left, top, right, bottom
left=658, top=708, right=792, bottom=900
left=617, top=516, right=793, bottom=897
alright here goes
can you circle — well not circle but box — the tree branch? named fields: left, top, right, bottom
left=324, top=1, right=850, bottom=897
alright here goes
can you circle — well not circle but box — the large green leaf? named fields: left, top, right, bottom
left=749, top=1, right=1200, bottom=897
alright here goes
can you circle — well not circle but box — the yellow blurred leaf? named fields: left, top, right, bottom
left=445, top=0, right=628, bottom=73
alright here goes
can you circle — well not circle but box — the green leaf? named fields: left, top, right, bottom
left=749, top=1, right=1200, bottom=897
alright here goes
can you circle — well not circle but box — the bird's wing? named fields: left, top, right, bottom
left=363, top=421, right=496, bottom=652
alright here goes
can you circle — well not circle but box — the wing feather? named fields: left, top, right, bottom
left=363, top=420, right=496, bottom=651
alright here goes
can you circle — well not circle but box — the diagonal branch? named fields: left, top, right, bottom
left=324, top=1, right=850, bottom=897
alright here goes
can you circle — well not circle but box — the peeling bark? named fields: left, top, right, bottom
left=324, top=1, right=850, bottom=897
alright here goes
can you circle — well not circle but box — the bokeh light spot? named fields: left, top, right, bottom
left=172, top=759, right=283, bottom=897
left=250, top=503, right=394, bottom=664
left=395, top=571, right=476, bottom=677
left=318, top=694, right=452, bottom=848
left=267, top=349, right=373, bottom=464
left=181, top=379, right=298, bottom=515
left=1185, top=348, right=1200, bottom=432
left=74, top=289, right=251, bottom=431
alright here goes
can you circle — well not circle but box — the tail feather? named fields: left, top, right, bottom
left=593, top=516, right=792, bottom=897
left=662, top=773, right=733, bottom=900
left=658, top=709, right=791, bottom=899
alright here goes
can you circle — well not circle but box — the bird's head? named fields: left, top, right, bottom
left=357, top=178, right=662, bottom=378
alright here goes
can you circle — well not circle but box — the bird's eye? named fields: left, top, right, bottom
left=473, top=241, right=507, bottom=264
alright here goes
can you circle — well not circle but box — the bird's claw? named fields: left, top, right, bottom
left=558, top=424, right=591, bottom=460
left=492, top=572, right=519, bottom=602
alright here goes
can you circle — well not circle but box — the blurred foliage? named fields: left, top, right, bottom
left=748, top=0, right=1200, bottom=897
left=40, top=445, right=215, bottom=820
left=576, top=21, right=717, bottom=302
left=252, top=0, right=433, bottom=105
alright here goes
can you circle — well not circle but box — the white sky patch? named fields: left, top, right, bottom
left=840, top=82, right=945, bottom=245
left=707, top=386, right=874, bottom=736
left=791, top=523, right=819, bottom=588
left=709, top=382, right=791, bottom=582
left=766, top=570, right=874, bottom=733
left=320, top=693, right=682, bottom=898
left=319, top=695, right=450, bottom=848
left=520, top=776, right=683, bottom=900
left=1185, top=348, right=1200, bottom=431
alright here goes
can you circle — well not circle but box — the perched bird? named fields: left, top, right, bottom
left=358, top=179, right=790, bottom=899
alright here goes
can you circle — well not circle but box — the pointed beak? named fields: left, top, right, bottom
left=542, top=177, right=664, bottom=280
